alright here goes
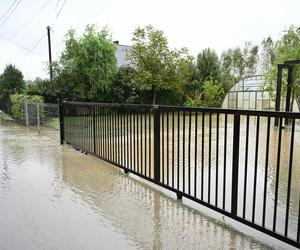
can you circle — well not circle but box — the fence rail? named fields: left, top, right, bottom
left=60, top=100, right=300, bottom=248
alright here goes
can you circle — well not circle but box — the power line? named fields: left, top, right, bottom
left=10, top=0, right=52, bottom=39
left=3, top=0, right=67, bottom=67
left=0, top=0, right=18, bottom=21
left=51, top=0, right=66, bottom=27
left=55, top=0, right=60, bottom=9
left=0, top=0, right=22, bottom=28
left=16, top=34, right=47, bottom=64
left=0, top=33, right=45, bottom=57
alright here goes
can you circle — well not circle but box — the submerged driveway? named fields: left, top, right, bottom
left=0, top=121, right=274, bottom=250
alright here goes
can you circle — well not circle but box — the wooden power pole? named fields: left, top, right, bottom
left=47, top=26, right=53, bottom=80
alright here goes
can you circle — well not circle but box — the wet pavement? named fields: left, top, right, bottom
left=0, top=120, right=291, bottom=249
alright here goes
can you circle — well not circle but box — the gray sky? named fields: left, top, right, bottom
left=0, top=0, right=299, bottom=80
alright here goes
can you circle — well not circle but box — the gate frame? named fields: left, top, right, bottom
left=275, top=60, right=300, bottom=125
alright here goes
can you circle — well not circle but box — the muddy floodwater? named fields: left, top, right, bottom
left=0, top=120, right=294, bottom=250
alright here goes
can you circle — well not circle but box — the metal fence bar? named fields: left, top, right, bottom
left=154, top=106, right=160, bottom=183
left=262, top=116, right=271, bottom=227
left=273, top=117, right=283, bottom=231
left=284, top=118, right=295, bottom=236
left=58, top=99, right=64, bottom=145
left=25, top=101, right=29, bottom=126
left=37, top=104, right=40, bottom=134
left=60, top=101, right=300, bottom=249
left=243, top=115, right=249, bottom=219
left=231, top=113, right=240, bottom=216
left=252, top=116, right=260, bottom=223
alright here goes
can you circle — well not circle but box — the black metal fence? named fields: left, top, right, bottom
left=60, top=100, right=300, bottom=248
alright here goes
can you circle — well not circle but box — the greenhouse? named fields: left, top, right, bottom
left=222, top=75, right=299, bottom=111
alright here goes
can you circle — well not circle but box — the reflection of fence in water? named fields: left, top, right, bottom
left=62, top=102, right=300, bottom=248
left=61, top=152, right=262, bottom=249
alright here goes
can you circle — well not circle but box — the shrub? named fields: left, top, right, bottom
left=10, top=94, right=44, bottom=122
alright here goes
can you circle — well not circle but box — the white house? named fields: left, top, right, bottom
left=114, top=41, right=132, bottom=67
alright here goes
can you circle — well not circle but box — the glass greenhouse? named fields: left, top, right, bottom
left=221, top=75, right=299, bottom=111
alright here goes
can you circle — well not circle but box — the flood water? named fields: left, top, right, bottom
left=0, top=119, right=279, bottom=249
left=65, top=111, right=300, bottom=244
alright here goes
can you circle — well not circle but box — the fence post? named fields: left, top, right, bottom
left=37, top=103, right=40, bottom=134
left=153, top=105, right=161, bottom=183
left=25, top=100, right=29, bottom=126
left=58, top=99, right=65, bottom=145
left=93, top=105, right=96, bottom=155
left=275, top=65, right=283, bottom=126
left=231, top=113, right=240, bottom=216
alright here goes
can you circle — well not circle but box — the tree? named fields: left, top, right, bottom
left=0, top=64, right=25, bottom=103
left=24, top=77, right=58, bottom=103
left=202, top=80, right=225, bottom=107
left=220, top=42, right=259, bottom=84
left=260, top=36, right=275, bottom=73
left=52, top=25, right=117, bottom=101
left=106, top=66, right=137, bottom=104
left=195, top=48, right=221, bottom=85
left=263, top=26, right=300, bottom=98
left=127, top=25, right=192, bottom=105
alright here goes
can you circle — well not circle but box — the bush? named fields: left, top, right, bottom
left=10, top=94, right=44, bottom=121
left=201, top=80, right=225, bottom=107
left=184, top=81, right=225, bottom=108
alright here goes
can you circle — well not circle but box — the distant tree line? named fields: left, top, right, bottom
left=1, top=25, right=300, bottom=108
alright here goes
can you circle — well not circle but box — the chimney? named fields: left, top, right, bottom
left=113, top=40, right=119, bottom=45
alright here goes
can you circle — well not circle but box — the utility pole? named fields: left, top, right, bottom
left=47, top=26, right=53, bottom=80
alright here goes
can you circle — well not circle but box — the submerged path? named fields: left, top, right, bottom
left=0, top=120, right=282, bottom=249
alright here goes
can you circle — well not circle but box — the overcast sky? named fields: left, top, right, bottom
left=0, top=0, right=299, bottom=80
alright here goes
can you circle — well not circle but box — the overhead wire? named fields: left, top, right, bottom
left=0, top=0, right=18, bottom=21
left=16, top=0, right=67, bottom=64
left=50, top=0, right=66, bottom=27
left=10, top=0, right=52, bottom=39
left=0, top=0, right=22, bottom=28
left=16, top=34, right=47, bottom=64
left=0, top=33, right=45, bottom=56
left=1, top=0, right=67, bottom=66
left=55, top=0, right=60, bottom=9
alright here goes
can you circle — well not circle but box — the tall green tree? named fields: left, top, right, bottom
left=220, top=42, right=259, bottom=84
left=263, top=26, right=300, bottom=98
left=127, top=25, right=192, bottom=105
left=260, top=36, right=276, bottom=73
left=0, top=64, right=25, bottom=103
left=195, top=48, right=221, bottom=85
left=53, top=25, right=117, bottom=101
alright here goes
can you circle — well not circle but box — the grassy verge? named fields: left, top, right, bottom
left=0, top=110, right=13, bottom=121
left=48, top=118, right=59, bottom=129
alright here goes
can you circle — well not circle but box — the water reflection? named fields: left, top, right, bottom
left=0, top=120, right=272, bottom=249
left=61, top=148, right=271, bottom=249
left=66, top=112, right=300, bottom=240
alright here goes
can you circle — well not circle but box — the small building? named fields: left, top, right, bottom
left=221, top=75, right=299, bottom=111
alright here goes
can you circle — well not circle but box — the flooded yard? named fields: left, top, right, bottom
left=64, top=109, right=300, bottom=245
left=0, top=120, right=278, bottom=249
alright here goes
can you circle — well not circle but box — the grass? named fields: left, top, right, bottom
left=48, top=118, right=59, bottom=129
left=118, top=171, right=129, bottom=177
left=0, top=110, right=13, bottom=121
left=215, top=216, right=233, bottom=230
